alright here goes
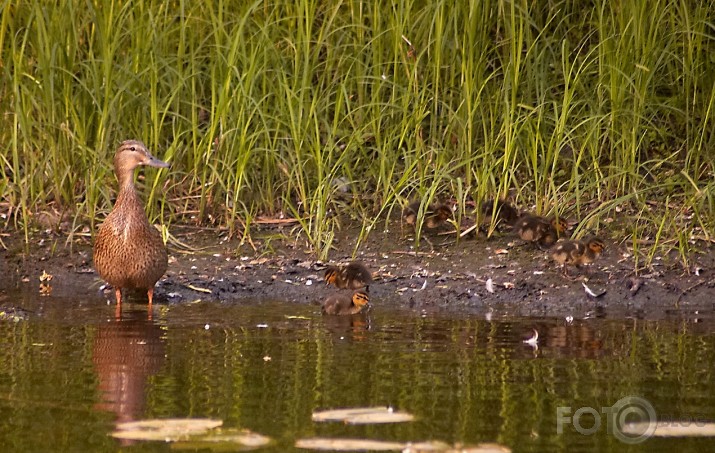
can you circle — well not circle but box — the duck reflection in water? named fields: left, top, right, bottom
left=93, top=308, right=165, bottom=443
left=322, top=311, right=371, bottom=341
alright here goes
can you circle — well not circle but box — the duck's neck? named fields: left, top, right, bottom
left=115, top=170, right=143, bottom=209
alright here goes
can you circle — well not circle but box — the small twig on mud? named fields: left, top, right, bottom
left=681, top=277, right=713, bottom=296
left=392, top=251, right=435, bottom=256
left=459, top=223, right=478, bottom=238
left=184, top=283, right=212, bottom=293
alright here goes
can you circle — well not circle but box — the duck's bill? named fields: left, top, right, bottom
left=147, top=155, right=170, bottom=168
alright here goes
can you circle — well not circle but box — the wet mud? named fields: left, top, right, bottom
left=1, top=222, right=714, bottom=320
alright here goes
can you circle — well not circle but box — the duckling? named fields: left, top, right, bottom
left=402, top=200, right=453, bottom=229
left=551, top=236, right=605, bottom=275
left=324, top=261, right=373, bottom=289
left=481, top=199, right=521, bottom=226
left=93, top=140, right=170, bottom=311
left=576, top=236, right=605, bottom=265
left=514, top=214, right=569, bottom=248
left=321, top=290, right=370, bottom=315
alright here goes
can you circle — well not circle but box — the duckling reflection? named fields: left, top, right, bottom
left=93, top=308, right=165, bottom=442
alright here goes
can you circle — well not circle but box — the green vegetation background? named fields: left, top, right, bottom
left=1, top=1, right=714, bottom=263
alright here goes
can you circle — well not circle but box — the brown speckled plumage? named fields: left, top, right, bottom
left=481, top=199, right=521, bottom=226
left=93, top=140, right=170, bottom=308
left=324, top=261, right=373, bottom=289
left=402, top=200, right=453, bottom=229
left=514, top=214, right=569, bottom=248
left=551, top=236, right=604, bottom=269
left=322, top=290, right=370, bottom=315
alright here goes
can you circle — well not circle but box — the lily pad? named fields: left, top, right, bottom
left=402, top=441, right=510, bottom=453
left=295, top=437, right=407, bottom=451
left=295, top=439, right=510, bottom=452
left=172, top=428, right=273, bottom=450
left=112, top=418, right=223, bottom=441
left=312, top=407, right=415, bottom=424
left=623, top=421, right=715, bottom=437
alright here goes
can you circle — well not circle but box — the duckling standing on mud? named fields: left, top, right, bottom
left=93, top=140, right=170, bottom=312
left=481, top=199, right=521, bottom=227
left=514, top=214, right=569, bottom=248
left=550, top=236, right=605, bottom=277
left=324, top=261, right=373, bottom=289
left=402, top=200, right=453, bottom=230
left=322, top=290, right=371, bottom=315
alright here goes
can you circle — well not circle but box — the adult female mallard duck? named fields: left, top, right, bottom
left=324, top=261, right=373, bottom=289
left=93, top=140, right=170, bottom=311
left=322, top=290, right=370, bottom=315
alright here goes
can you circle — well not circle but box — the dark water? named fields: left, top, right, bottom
left=1, top=291, right=715, bottom=452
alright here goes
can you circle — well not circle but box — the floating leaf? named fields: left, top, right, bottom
left=623, top=421, right=715, bottom=437
left=172, top=428, right=272, bottom=450
left=312, top=407, right=415, bottom=424
left=401, top=440, right=452, bottom=451
left=462, top=443, right=512, bottom=453
left=112, top=418, right=223, bottom=441
left=295, top=438, right=406, bottom=451
left=296, top=439, right=510, bottom=452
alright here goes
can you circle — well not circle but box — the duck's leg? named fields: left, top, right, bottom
left=560, top=266, right=579, bottom=282
left=114, top=288, right=122, bottom=320
left=147, top=288, right=154, bottom=321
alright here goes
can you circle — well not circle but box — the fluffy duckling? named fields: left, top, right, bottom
left=481, top=199, right=521, bottom=226
left=322, top=290, right=370, bottom=315
left=324, top=261, right=373, bottom=289
left=93, top=140, right=170, bottom=310
left=514, top=214, right=569, bottom=248
left=402, top=200, right=453, bottom=229
left=551, top=236, right=605, bottom=273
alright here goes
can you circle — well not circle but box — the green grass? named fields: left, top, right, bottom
left=1, top=0, right=713, bottom=266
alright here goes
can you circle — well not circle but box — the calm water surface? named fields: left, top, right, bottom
left=1, top=291, right=714, bottom=452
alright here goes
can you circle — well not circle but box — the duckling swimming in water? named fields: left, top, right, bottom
left=322, top=290, right=370, bottom=315
left=93, top=140, right=170, bottom=312
left=324, top=261, right=373, bottom=289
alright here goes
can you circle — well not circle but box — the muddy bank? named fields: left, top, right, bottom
left=1, top=223, right=714, bottom=320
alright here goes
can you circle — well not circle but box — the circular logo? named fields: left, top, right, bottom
left=609, top=396, right=657, bottom=444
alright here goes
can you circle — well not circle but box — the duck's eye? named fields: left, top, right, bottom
left=130, top=146, right=136, bottom=151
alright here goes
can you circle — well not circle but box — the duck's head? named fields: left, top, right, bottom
left=433, top=204, right=453, bottom=222
left=551, top=217, right=569, bottom=234
left=352, top=290, right=370, bottom=309
left=586, top=237, right=605, bottom=255
left=114, top=140, right=170, bottom=176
